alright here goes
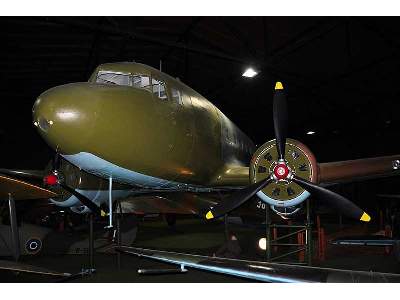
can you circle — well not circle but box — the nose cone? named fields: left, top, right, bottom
left=32, top=83, right=98, bottom=154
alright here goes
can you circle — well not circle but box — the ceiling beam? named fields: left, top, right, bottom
left=40, top=17, right=249, bottom=65
left=160, top=16, right=203, bottom=61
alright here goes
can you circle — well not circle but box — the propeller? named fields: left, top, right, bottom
left=0, top=152, right=105, bottom=217
left=205, top=178, right=272, bottom=219
left=273, top=82, right=287, bottom=160
left=45, top=152, right=106, bottom=217
left=205, top=82, right=371, bottom=222
left=58, top=182, right=105, bottom=217
left=291, top=176, right=370, bottom=221
left=52, top=152, right=60, bottom=172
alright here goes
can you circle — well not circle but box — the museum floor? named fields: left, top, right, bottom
left=1, top=216, right=399, bottom=282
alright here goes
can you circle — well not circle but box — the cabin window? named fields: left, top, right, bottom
left=151, top=78, right=167, bottom=100
left=96, top=71, right=131, bottom=86
left=171, top=88, right=183, bottom=105
left=132, top=75, right=150, bottom=89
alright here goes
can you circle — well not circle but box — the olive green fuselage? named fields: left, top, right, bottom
left=33, top=62, right=255, bottom=190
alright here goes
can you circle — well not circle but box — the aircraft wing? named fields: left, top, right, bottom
left=212, top=166, right=250, bottom=187
left=0, top=174, right=57, bottom=200
left=330, top=235, right=398, bottom=246
left=119, top=192, right=219, bottom=215
left=318, top=155, right=400, bottom=185
left=116, top=246, right=400, bottom=283
left=0, top=259, right=71, bottom=277
left=201, top=155, right=400, bottom=188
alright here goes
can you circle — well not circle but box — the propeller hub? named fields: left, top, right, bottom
left=44, top=174, right=58, bottom=186
left=273, top=163, right=290, bottom=180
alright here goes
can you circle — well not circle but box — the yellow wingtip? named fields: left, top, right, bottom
left=101, top=210, right=106, bottom=217
left=205, top=211, right=214, bottom=220
left=360, top=212, right=371, bottom=222
left=275, top=82, right=284, bottom=90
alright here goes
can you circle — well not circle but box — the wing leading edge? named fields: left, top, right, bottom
left=318, top=155, right=400, bottom=185
left=0, top=259, right=71, bottom=277
left=116, top=246, right=400, bottom=283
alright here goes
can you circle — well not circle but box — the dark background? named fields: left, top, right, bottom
left=1, top=16, right=400, bottom=169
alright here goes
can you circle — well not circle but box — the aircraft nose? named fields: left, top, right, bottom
left=32, top=83, right=97, bottom=154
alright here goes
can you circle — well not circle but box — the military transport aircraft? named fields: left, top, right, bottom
left=2, top=61, right=400, bottom=223
left=1, top=61, right=400, bottom=282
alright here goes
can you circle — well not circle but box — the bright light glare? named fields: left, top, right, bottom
left=258, top=237, right=267, bottom=250
left=57, top=111, right=77, bottom=120
left=306, top=131, right=315, bottom=135
left=242, top=67, right=258, bottom=78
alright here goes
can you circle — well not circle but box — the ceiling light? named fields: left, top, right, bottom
left=242, top=67, right=258, bottom=78
left=306, top=131, right=315, bottom=135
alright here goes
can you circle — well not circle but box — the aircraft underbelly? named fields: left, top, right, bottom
left=51, top=189, right=132, bottom=209
left=61, top=151, right=203, bottom=190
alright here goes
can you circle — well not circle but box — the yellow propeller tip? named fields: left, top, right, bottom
left=360, top=212, right=371, bottom=222
left=205, top=211, right=214, bottom=220
left=275, top=82, right=284, bottom=90
left=101, top=210, right=106, bottom=217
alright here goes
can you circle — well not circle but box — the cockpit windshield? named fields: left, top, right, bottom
left=95, top=70, right=170, bottom=101
left=96, top=71, right=131, bottom=86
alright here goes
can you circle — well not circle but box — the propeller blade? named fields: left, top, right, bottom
left=60, top=183, right=105, bottom=217
left=52, top=153, right=60, bottom=172
left=273, top=82, right=288, bottom=160
left=291, top=176, right=371, bottom=222
left=205, top=177, right=272, bottom=220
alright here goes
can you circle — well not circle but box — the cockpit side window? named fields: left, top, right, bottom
left=132, top=75, right=150, bottom=89
left=151, top=78, right=168, bottom=100
left=171, top=87, right=183, bottom=105
left=96, top=71, right=131, bottom=86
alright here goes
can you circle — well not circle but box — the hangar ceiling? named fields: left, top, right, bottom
left=1, top=16, right=400, bottom=168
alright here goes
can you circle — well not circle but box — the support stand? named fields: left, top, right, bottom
left=264, top=201, right=312, bottom=266
left=105, top=176, right=113, bottom=229
left=89, top=213, right=95, bottom=271
left=224, top=214, right=229, bottom=241
left=306, top=199, right=312, bottom=266
left=116, top=210, right=121, bottom=270
left=59, top=213, right=96, bottom=282
left=265, top=205, right=271, bottom=261
left=8, top=193, right=20, bottom=261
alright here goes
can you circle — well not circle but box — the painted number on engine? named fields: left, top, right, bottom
left=256, top=200, right=266, bottom=210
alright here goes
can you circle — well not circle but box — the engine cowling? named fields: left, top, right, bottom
left=45, top=158, right=113, bottom=212
left=250, top=138, right=318, bottom=210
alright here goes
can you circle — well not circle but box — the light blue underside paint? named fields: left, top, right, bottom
left=62, top=152, right=213, bottom=192
left=62, top=152, right=180, bottom=188
left=52, top=151, right=211, bottom=211
left=256, top=189, right=310, bottom=208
